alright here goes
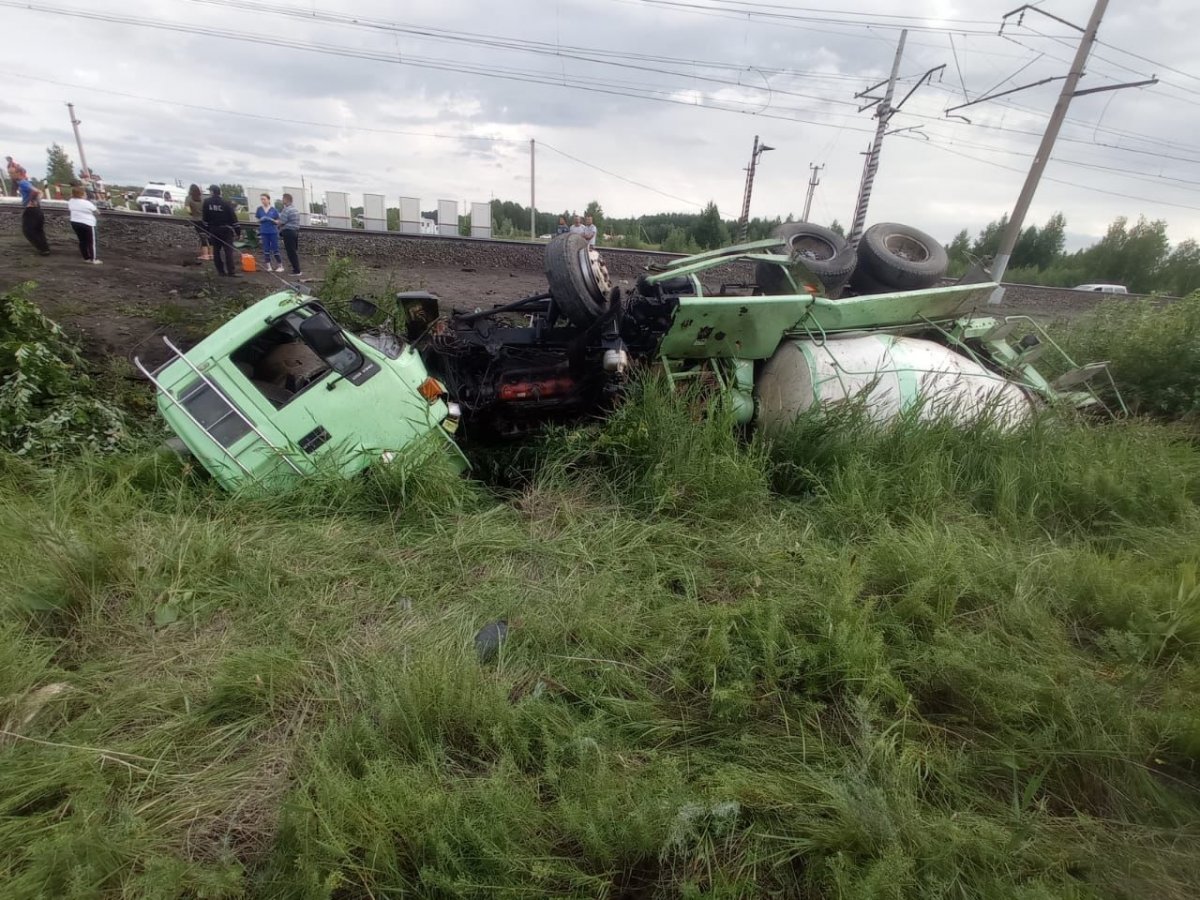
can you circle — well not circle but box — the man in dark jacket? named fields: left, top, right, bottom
left=201, top=184, right=240, bottom=276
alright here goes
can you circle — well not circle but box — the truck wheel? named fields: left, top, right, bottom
left=544, top=233, right=614, bottom=327
left=847, top=266, right=893, bottom=296
left=755, top=223, right=855, bottom=296
left=857, top=222, right=948, bottom=290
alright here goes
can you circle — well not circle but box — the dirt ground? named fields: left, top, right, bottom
left=2, top=225, right=1094, bottom=378
left=0, top=233, right=554, bottom=371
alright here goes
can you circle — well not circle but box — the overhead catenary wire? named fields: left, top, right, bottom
left=182, top=0, right=864, bottom=109
left=902, top=137, right=1200, bottom=213
left=7, top=0, right=1199, bottom=220
left=0, top=1, right=880, bottom=132
left=3, top=70, right=705, bottom=210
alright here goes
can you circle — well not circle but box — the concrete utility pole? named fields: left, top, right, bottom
left=530, top=138, right=536, bottom=240
left=848, top=30, right=907, bottom=247
left=800, top=163, right=824, bottom=223
left=737, top=135, right=774, bottom=241
left=988, top=0, right=1111, bottom=303
left=66, top=102, right=90, bottom=181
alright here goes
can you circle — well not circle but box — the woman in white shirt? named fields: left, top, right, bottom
left=68, top=185, right=101, bottom=264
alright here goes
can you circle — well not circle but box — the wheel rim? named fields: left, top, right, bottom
left=576, top=246, right=613, bottom=306
left=788, top=234, right=836, bottom=262
left=883, top=233, right=929, bottom=262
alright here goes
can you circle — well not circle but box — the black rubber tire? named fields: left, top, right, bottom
left=857, top=222, right=948, bottom=290
left=847, top=266, right=894, bottom=296
left=544, top=233, right=611, bottom=327
left=755, top=223, right=856, bottom=296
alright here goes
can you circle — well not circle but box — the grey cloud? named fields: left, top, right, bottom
left=3, top=0, right=1198, bottom=244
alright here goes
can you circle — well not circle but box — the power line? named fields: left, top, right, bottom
left=183, top=0, right=863, bottom=109
left=1096, top=39, right=1200, bottom=85
left=618, top=0, right=1024, bottom=35
left=0, top=1, right=878, bottom=131
left=0, top=70, right=524, bottom=144
left=4, top=68, right=705, bottom=210
left=537, top=143, right=704, bottom=208
left=907, top=138, right=1200, bottom=213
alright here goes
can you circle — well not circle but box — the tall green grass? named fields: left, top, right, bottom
left=1, top=385, right=1198, bottom=898
left=1057, top=292, right=1200, bottom=422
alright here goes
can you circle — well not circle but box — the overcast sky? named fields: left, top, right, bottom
left=4, top=0, right=1198, bottom=249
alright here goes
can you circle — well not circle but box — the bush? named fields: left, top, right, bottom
left=1058, top=293, right=1200, bottom=420
left=0, top=283, right=126, bottom=457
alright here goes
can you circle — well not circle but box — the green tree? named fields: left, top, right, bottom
left=946, top=229, right=972, bottom=275
left=971, top=215, right=1009, bottom=260
left=829, top=219, right=845, bottom=237
left=662, top=225, right=700, bottom=254
left=1079, top=216, right=1170, bottom=293
left=691, top=201, right=729, bottom=250
left=218, top=183, right=245, bottom=202
left=1160, top=239, right=1200, bottom=297
left=45, top=143, right=75, bottom=185
left=584, top=200, right=604, bottom=229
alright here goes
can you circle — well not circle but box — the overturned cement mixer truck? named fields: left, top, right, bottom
left=136, top=222, right=1117, bottom=491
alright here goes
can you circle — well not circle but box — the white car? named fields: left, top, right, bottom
left=135, top=183, right=184, bottom=215
left=1073, top=283, right=1128, bottom=294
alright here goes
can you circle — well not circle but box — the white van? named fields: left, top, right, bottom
left=135, top=183, right=184, bottom=215
left=1073, top=283, right=1128, bottom=294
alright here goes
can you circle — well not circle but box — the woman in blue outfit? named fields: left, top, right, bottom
left=255, top=193, right=283, bottom=272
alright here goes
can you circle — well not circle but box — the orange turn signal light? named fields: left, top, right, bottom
left=418, top=377, right=445, bottom=403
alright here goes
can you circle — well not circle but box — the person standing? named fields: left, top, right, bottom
left=201, top=184, right=240, bottom=277
left=68, top=185, right=101, bottom=264
left=278, top=193, right=303, bottom=278
left=186, top=184, right=211, bottom=261
left=568, top=215, right=584, bottom=236
left=582, top=215, right=598, bottom=247
left=17, top=174, right=50, bottom=256
left=555, top=216, right=569, bottom=236
left=255, top=193, right=283, bottom=272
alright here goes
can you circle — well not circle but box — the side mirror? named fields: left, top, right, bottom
left=349, top=295, right=379, bottom=319
left=299, top=311, right=363, bottom=376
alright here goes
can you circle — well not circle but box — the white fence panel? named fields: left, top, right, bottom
left=398, top=196, right=421, bottom=234
left=363, top=193, right=387, bottom=232
left=326, top=191, right=351, bottom=229
left=437, top=199, right=458, bottom=237
left=282, top=185, right=310, bottom=225
left=470, top=201, right=492, bottom=238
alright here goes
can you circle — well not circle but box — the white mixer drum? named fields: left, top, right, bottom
left=755, top=334, right=1032, bottom=431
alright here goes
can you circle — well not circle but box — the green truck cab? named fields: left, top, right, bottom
left=136, top=290, right=466, bottom=491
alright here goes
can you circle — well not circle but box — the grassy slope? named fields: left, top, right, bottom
left=1, top=374, right=1199, bottom=899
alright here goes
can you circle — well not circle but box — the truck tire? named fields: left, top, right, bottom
left=847, top=266, right=893, bottom=296
left=857, top=223, right=948, bottom=290
left=755, top=223, right=855, bottom=296
left=544, top=233, right=614, bottom=327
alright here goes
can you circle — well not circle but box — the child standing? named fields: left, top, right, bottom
left=255, top=193, right=283, bottom=272
left=68, top=185, right=101, bottom=263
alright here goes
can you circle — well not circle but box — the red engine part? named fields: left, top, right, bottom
left=498, top=376, right=576, bottom=402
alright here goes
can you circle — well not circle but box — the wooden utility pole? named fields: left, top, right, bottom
left=530, top=139, right=536, bottom=240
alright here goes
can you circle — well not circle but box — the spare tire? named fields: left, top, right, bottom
left=544, top=233, right=615, bottom=327
left=755, top=223, right=856, bottom=296
left=857, top=223, right=948, bottom=290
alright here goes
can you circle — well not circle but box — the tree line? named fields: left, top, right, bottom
left=948, top=213, right=1198, bottom=296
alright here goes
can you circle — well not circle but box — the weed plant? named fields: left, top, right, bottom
left=1057, top=292, right=1200, bottom=422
